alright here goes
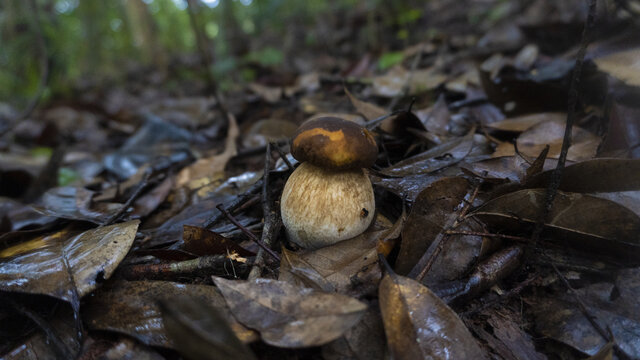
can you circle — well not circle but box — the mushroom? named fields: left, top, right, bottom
left=280, top=117, right=378, bottom=249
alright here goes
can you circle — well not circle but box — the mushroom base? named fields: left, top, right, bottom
left=280, top=162, right=375, bottom=249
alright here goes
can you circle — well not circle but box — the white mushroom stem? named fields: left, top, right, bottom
left=280, top=162, right=375, bottom=249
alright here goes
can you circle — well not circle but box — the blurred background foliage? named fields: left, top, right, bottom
left=0, top=0, right=514, bottom=110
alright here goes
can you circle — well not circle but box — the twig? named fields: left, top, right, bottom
left=216, top=204, right=280, bottom=262
left=103, top=170, right=152, bottom=226
left=249, top=144, right=282, bottom=279
left=270, top=141, right=294, bottom=172
left=531, top=0, right=597, bottom=243
left=551, top=263, right=633, bottom=360
left=204, top=179, right=263, bottom=229
left=118, top=255, right=249, bottom=280
left=443, top=230, right=530, bottom=243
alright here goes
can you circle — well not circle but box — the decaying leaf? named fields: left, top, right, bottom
left=382, top=128, right=475, bottom=176
left=279, top=229, right=383, bottom=296
left=322, top=305, right=387, bottom=360
left=212, top=277, right=367, bottom=348
left=159, top=295, right=257, bottom=360
left=0, top=220, right=139, bottom=301
left=175, top=113, right=239, bottom=188
left=345, top=87, right=387, bottom=121
left=183, top=225, right=255, bottom=257
left=473, top=189, right=640, bottom=263
left=378, top=271, right=486, bottom=360
left=84, top=280, right=257, bottom=348
left=396, top=177, right=470, bottom=274
left=524, top=158, right=640, bottom=193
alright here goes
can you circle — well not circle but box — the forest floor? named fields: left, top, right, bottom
left=1, top=0, right=640, bottom=359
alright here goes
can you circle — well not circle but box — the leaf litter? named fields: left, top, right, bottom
left=2, top=1, right=640, bottom=359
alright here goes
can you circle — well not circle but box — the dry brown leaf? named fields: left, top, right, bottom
left=345, top=87, right=387, bottom=121
left=212, top=277, right=367, bottom=348
left=176, top=113, right=239, bottom=188
left=379, top=271, right=486, bottom=360
left=595, top=49, right=640, bottom=86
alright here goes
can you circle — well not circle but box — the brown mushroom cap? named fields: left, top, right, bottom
left=291, top=117, right=378, bottom=170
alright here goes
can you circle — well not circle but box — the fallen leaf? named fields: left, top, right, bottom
left=595, top=48, right=640, bottom=86
left=176, top=113, right=239, bottom=188
left=0, top=220, right=139, bottom=301
left=159, top=295, right=257, bottom=360
left=514, top=119, right=600, bottom=161
left=396, top=177, right=470, bottom=275
left=486, top=112, right=566, bottom=132
left=84, top=280, right=257, bottom=348
left=345, top=87, right=387, bottom=121
left=212, top=277, right=367, bottom=348
left=183, top=225, right=255, bottom=257
left=473, top=189, right=640, bottom=263
left=322, top=305, right=387, bottom=360
left=378, top=271, right=486, bottom=360
left=279, top=230, right=383, bottom=296
left=524, top=158, right=640, bottom=193
left=381, top=128, right=475, bottom=176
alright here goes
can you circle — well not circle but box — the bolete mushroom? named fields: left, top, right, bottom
left=280, top=117, right=378, bottom=248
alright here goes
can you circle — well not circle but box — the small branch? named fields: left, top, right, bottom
left=270, top=141, right=294, bottom=172
left=249, top=144, right=282, bottom=279
left=532, top=0, right=597, bottom=243
left=103, top=170, right=152, bottom=226
left=204, top=179, right=263, bottom=229
left=118, top=255, right=249, bottom=280
left=444, top=230, right=530, bottom=243
left=461, top=273, right=540, bottom=317
left=216, top=204, right=280, bottom=262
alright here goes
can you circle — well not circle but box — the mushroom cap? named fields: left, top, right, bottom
left=280, top=162, right=375, bottom=249
left=291, top=117, right=378, bottom=170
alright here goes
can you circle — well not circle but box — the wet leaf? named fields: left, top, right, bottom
left=378, top=271, right=485, bottom=360
left=84, top=280, right=257, bottom=348
left=322, top=305, right=387, bottom=360
left=524, top=158, right=640, bottom=193
left=183, top=225, right=255, bottom=257
left=381, top=128, right=475, bottom=176
left=212, top=277, right=367, bottom=348
left=279, top=230, right=383, bottom=296
left=38, top=186, right=121, bottom=224
left=473, top=189, right=640, bottom=263
left=159, top=295, right=257, bottom=360
left=0, top=220, right=139, bottom=301
left=396, top=177, right=470, bottom=275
